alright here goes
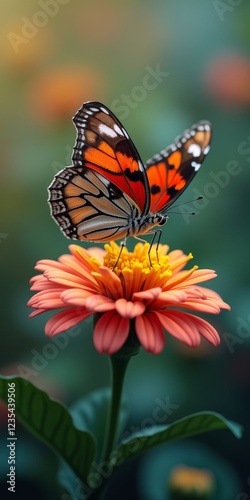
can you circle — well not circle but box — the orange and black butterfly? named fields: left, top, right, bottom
left=48, top=101, right=211, bottom=243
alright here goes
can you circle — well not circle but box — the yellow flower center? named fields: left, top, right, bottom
left=103, top=241, right=171, bottom=276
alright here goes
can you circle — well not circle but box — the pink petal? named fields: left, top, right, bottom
left=155, top=310, right=201, bottom=346
left=61, top=289, right=96, bottom=306
left=135, top=312, right=165, bottom=354
left=115, top=298, right=145, bottom=318
left=93, top=311, right=130, bottom=354
left=44, top=269, right=95, bottom=289
left=157, top=289, right=188, bottom=303
left=30, top=279, right=63, bottom=291
left=69, top=244, right=105, bottom=265
left=34, top=259, right=67, bottom=272
left=58, top=254, right=97, bottom=282
left=27, top=290, right=66, bottom=310
left=29, top=309, right=48, bottom=318
left=87, top=246, right=106, bottom=261
left=187, top=314, right=220, bottom=346
left=45, top=308, right=91, bottom=337
left=133, top=287, right=162, bottom=301
left=85, top=295, right=116, bottom=312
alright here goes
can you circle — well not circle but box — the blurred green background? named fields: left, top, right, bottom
left=1, top=0, right=250, bottom=498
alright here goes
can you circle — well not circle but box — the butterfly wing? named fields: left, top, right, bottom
left=145, top=121, right=212, bottom=213
left=48, top=166, right=141, bottom=242
left=72, top=101, right=150, bottom=216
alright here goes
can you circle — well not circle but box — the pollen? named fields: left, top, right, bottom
left=103, top=241, right=171, bottom=277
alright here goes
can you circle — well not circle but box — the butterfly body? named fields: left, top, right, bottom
left=48, top=102, right=212, bottom=244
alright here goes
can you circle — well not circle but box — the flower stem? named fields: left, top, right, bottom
left=102, top=354, right=130, bottom=463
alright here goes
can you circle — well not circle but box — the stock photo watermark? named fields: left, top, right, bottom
left=6, top=382, right=16, bottom=493
left=181, top=133, right=250, bottom=224
left=51, top=145, right=72, bottom=174
left=7, top=0, right=70, bottom=54
left=223, top=315, right=250, bottom=353
left=61, top=395, right=180, bottom=500
left=0, top=233, right=8, bottom=244
left=16, top=325, right=81, bottom=381
left=213, top=0, right=245, bottom=21
left=236, top=475, right=250, bottom=500
left=110, top=65, right=169, bottom=120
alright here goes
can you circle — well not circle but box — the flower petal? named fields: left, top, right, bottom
left=115, top=298, right=145, bottom=318
left=45, top=308, right=91, bottom=337
left=135, top=312, right=165, bottom=354
left=61, top=289, right=96, bottom=306
left=157, top=289, right=188, bottom=303
left=85, top=295, right=116, bottom=312
left=133, top=287, right=162, bottom=301
left=93, top=267, right=124, bottom=299
left=187, top=314, right=220, bottom=346
left=27, top=290, right=66, bottom=310
left=93, top=311, right=130, bottom=354
left=155, top=310, right=201, bottom=346
left=44, top=269, right=96, bottom=289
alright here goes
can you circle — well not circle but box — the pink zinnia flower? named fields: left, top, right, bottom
left=28, top=242, right=230, bottom=355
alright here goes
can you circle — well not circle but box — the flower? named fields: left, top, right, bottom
left=28, top=242, right=230, bottom=355
left=204, top=54, right=250, bottom=108
left=168, top=465, right=215, bottom=497
left=28, top=65, right=105, bottom=123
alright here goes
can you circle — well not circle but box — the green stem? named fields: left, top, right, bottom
left=89, top=319, right=141, bottom=499
left=102, top=355, right=130, bottom=462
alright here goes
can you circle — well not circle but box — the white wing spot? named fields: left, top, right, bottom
left=99, top=124, right=117, bottom=138
left=187, top=143, right=201, bottom=157
left=204, top=145, right=210, bottom=155
left=191, top=161, right=201, bottom=171
left=204, top=123, right=210, bottom=131
left=198, top=125, right=205, bottom=131
left=114, top=124, right=123, bottom=135
left=100, top=106, right=109, bottom=114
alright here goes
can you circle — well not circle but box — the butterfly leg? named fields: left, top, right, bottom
left=148, top=229, right=162, bottom=266
left=112, top=238, right=127, bottom=270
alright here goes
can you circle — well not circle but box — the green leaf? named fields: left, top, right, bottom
left=0, top=376, right=96, bottom=482
left=112, top=411, right=243, bottom=467
left=58, top=388, right=129, bottom=495
left=70, top=388, right=128, bottom=462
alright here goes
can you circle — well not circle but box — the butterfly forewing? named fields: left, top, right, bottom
left=72, top=102, right=150, bottom=215
left=145, top=120, right=212, bottom=213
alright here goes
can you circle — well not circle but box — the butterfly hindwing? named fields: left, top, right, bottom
left=72, top=101, right=150, bottom=215
left=48, top=166, right=141, bottom=242
left=145, top=120, right=212, bottom=213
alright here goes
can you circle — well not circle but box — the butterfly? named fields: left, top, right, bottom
left=48, top=101, right=211, bottom=246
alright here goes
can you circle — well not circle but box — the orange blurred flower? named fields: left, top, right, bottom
left=204, top=54, right=250, bottom=107
left=28, top=242, right=230, bottom=355
left=28, top=65, right=105, bottom=122
left=168, top=465, right=215, bottom=496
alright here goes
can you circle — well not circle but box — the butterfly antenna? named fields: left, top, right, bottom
left=167, top=195, right=203, bottom=215
left=168, top=210, right=196, bottom=216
